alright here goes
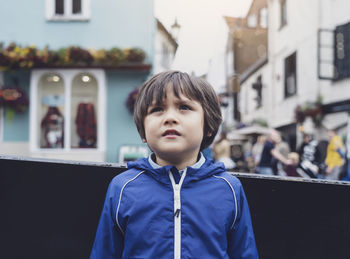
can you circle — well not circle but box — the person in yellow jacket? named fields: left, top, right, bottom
left=325, top=130, right=344, bottom=180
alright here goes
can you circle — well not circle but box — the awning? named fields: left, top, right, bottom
left=234, top=125, right=271, bottom=135
left=321, top=112, right=349, bottom=130
left=227, top=131, right=247, bottom=141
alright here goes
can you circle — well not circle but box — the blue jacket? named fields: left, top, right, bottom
left=90, top=157, right=258, bottom=259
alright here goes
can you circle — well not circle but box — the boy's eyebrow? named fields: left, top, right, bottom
left=176, top=99, right=194, bottom=105
left=149, top=100, right=164, bottom=106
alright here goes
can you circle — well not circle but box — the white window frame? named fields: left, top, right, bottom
left=46, top=0, right=91, bottom=21
left=29, top=69, right=106, bottom=154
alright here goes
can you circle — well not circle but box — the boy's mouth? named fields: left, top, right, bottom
left=162, top=129, right=180, bottom=136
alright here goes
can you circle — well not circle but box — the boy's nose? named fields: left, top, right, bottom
left=164, top=110, right=178, bottom=125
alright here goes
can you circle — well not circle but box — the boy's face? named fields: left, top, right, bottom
left=143, top=86, right=205, bottom=168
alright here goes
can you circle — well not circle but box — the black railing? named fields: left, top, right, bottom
left=1, top=155, right=350, bottom=259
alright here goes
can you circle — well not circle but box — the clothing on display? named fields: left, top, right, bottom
left=75, top=102, right=97, bottom=148
left=41, top=106, right=64, bottom=148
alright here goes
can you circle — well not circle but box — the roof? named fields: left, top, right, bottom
left=246, top=0, right=268, bottom=18
left=156, top=18, right=178, bottom=51
left=239, top=56, right=268, bottom=84
left=224, top=0, right=268, bottom=31
left=224, top=16, right=246, bottom=31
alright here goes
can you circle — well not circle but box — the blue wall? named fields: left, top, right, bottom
left=106, top=71, right=149, bottom=162
left=0, top=0, right=155, bottom=62
left=0, top=0, right=154, bottom=160
left=2, top=71, right=30, bottom=141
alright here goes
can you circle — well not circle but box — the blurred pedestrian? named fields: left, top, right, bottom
left=252, top=135, right=267, bottom=166
left=255, top=130, right=291, bottom=175
left=325, top=130, right=345, bottom=180
left=213, top=131, right=236, bottom=170
left=275, top=136, right=290, bottom=175
left=344, top=117, right=350, bottom=181
left=297, top=132, right=321, bottom=178
left=285, top=152, right=300, bottom=177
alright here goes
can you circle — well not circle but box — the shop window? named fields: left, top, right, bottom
left=46, top=0, right=90, bottom=20
left=38, top=73, right=65, bottom=149
left=284, top=52, right=297, bottom=98
left=31, top=69, right=105, bottom=153
left=70, top=73, right=98, bottom=148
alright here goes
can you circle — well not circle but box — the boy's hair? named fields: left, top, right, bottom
left=134, top=70, right=222, bottom=150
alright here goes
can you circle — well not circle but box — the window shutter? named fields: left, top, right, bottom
left=334, top=22, right=350, bottom=80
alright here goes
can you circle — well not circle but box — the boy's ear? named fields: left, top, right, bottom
left=206, top=132, right=212, bottom=137
left=142, top=138, right=147, bottom=143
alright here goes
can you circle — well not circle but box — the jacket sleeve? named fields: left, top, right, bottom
left=227, top=179, right=259, bottom=259
left=90, top=178, right=124, bottom=259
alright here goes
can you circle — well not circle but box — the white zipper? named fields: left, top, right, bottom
left=169, top=168, right=187, bottom=259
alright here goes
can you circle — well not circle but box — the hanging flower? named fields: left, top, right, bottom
left=126, top=48, right=146, bottom=62
left=0, top=86, right=29, bottom=113
left=125, top=88, right=139, bottom=114
left=294, top=97, right=323, bottom=127
left=66, top=46, right=94, bottom=65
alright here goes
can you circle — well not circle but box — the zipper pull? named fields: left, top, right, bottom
left=174, top=208, right=181, bottom=218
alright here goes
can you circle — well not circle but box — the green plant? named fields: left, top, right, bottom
left=0, top=42, right=147, bottom=70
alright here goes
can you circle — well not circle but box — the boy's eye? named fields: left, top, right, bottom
left=179, top=104, right=191, bottom=110
left=149, top=106, right=163, bottom=113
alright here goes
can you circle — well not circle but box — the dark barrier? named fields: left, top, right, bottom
left=239, top=174, right=350, bottom=259
left=1, top=155, right=350, bottom=259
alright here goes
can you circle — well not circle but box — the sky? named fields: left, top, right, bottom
left=154, top=0, right=252, bottom=76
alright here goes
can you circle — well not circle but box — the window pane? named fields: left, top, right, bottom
left=284, top=52, right=297, bottom=97
left=334, top=22, right=350, bottom=80
left=280, top=0, right=287, bottom=27
left=260, top=8, right=267, bottom=28
left=72, top=0, right=82, bottom=14
left=38, top=73, right=65, bottom=149
left=248, top=14, right=257, bottom=28
left=71, top=73, right=98, bottom=149
left=55, top=0, right=64, bottom=15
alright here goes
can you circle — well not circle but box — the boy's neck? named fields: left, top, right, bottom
left=150, top=153, right=204, bottom=170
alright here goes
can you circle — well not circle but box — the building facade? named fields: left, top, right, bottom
left=227, top=0, right=350, bottom=149
left=0, top=0, right=155, bottom=163
left=154, top=19, right=178, bottom=74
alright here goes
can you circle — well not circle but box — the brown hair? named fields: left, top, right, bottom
left=134, top=70, right=222, bottom=150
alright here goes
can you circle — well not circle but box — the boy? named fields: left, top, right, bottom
left=90, top=71, right=258, bottom=258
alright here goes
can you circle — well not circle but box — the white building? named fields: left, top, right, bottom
left=154, top=19, right=178, bottom=73
left=234, top=0, right=350, bottom=149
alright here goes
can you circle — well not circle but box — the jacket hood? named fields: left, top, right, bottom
left=127, top=157, right=226, bottom=185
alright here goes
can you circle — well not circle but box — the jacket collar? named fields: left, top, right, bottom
left=148, top=152, right=206, bottom=170
left=127, top=155, right=226, bottom=185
